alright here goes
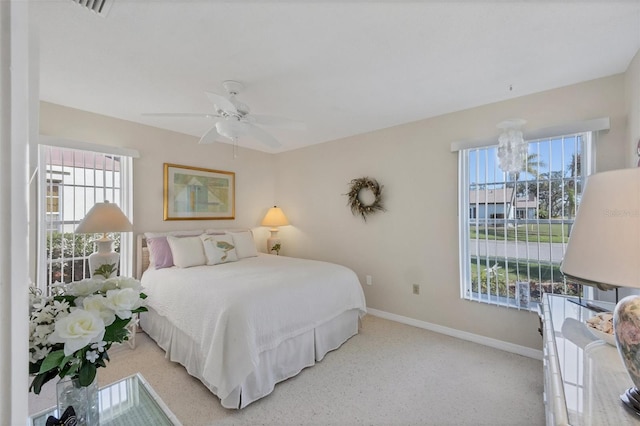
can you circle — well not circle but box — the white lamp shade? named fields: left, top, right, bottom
left=261, top=206, right=290, bottom=228
left=75, top=201, right=131, bottom=278
left=561, top=168, right=640, bottom=289
left=75, top=201, right=133, bottom=234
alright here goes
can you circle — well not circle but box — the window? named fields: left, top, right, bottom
left=458, top=132, right=593, bottom=309
left=37, top=144, right=134, bottom=295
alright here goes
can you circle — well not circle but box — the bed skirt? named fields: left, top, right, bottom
left=140, top=308, right=360, bottom=409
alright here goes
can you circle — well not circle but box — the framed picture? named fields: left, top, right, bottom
left=163, top=163, right=235, bottom=220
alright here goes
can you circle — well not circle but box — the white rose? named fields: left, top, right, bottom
left=83, top=294, right=116, bottom=326
left=100, top=279, right=119, bottom=292
left=66, top=278, right=103, bottom=297
left=104, top=288, right=143, bottom=320
left=48, top=309, right=105, bottom=356
left=107, top=276, right=143, bottom=291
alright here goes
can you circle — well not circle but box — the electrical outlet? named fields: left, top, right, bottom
left=412, top=284, right=420, bottom=295
left=366, top=275, right=372, bottom=285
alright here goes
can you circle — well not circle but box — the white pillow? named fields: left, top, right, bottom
left=229, top=231, right=258, bottom=259
left=166, top=235, right=206, bottom=268
left=200, top=234, right=238, bottom=265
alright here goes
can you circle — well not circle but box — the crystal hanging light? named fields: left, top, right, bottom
left=496, top=119, right=527, bottom=173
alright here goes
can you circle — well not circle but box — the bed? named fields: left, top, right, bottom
left=136, top=230, right=367, bottom=409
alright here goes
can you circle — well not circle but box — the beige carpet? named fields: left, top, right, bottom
left=29, top=315, right=544, bottom=425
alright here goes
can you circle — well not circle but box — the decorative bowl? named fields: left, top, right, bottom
left=587, top=326, right=616, bottom=346
left=585, top=312, right=616, bottom=346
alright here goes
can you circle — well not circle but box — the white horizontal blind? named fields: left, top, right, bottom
left=459, top=132, right=593, bottom=309
left=37, top=145, right=133, bottom=295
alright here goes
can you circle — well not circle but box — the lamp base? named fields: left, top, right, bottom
left=89, top=237, right=120, bottom=278
left=266, top=237, right=281, bottom=254
left=621, top=388, right=640, bottom=416
left=266, top=228, right=280, bottom=254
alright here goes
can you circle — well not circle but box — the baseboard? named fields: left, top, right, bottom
left=366, top=307, right=543, bottom=360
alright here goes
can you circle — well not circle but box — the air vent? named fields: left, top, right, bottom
left=70, top=0, right=114, bottom=17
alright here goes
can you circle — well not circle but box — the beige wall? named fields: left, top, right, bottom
left=626, top=49, right=640, bottom=168
left=38, top=73, right=630, bottom=351
left=38, top=102, right=278, bottom=266
left=274, top=75, right=628, bottom=350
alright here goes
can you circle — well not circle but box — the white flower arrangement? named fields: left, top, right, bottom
left=29, top=276, right=147, bottom=394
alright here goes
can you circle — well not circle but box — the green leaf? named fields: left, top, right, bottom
left=93, top=263, right=116, bottom=278
left=29, top=361, right=43, bottom=375
left=78, top=362, right=97, bottom=387
left=29, top=370, right=58, bottom=395
left=38, top=350, right=65, bottom=374
left=53, top=295, right=76, bottom=305
left=103, top=318, right=132, bottom=342
left=55, top=351, right=77, bottom=378
left=59, top=359, right=79, bottom=378
left=107, top=327, right=129, bottom=343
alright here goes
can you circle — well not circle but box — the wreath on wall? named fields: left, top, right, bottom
left=345, top=177, right=385, bottom=222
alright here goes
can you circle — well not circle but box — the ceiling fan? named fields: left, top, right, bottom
left=144, top=80, right=304, bottom=149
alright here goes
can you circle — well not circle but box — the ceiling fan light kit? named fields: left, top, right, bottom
left=215, top=119, right=247, bottom=139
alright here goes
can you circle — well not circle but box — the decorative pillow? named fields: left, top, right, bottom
left=144, top=230, right=205, bottom=269
left=146, top=236, right=174, bottom=269
left=166, top=235, right=206, bottom=268
left=229, top=231, right=258, bottom=259
left=200, top=234, right=238, bottom=265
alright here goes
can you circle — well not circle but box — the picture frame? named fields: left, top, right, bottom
left=163, top=163, right=235, bottom=220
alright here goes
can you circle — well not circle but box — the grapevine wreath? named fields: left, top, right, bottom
left=345, top=177, right=385, bottom=221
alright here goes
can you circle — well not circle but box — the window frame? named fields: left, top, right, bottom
left=458, top=132, right=595, bottom=309
left=36, top=141, right=137, bottom=294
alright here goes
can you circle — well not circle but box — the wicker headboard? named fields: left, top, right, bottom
left=136, top=234, right=151, bottom=279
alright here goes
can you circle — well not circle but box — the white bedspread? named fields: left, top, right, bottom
left=141, top=254, right=366, bottom=401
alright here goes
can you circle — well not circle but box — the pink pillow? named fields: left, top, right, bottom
left=147, top=237, right=174, bottom=269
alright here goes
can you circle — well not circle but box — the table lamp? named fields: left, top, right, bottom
left=261, top=206, right=289, bottom=253
left=75, top=200, right=133, bottom=278
left=560, top=167, right=640, bottom=413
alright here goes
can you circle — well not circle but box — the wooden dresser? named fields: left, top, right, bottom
left=541, top=293, right=640, bottom=425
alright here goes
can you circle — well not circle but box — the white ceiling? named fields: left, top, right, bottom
left=32, top=1, right=640, bottom=153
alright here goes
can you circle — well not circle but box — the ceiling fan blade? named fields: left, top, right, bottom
left=198, top=125, right=224, bottom=145
left=142, top=112, right=220, bottom=118
left=249, top=114, right=306, bottom=130
left=205, top=91, right=237, bottom=114
left=244, top=123, right=282, bottom=148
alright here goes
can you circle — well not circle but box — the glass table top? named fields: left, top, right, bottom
left=545, top=294, right=638, bottom=425
left=30, top=373, right=181, bottom=426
